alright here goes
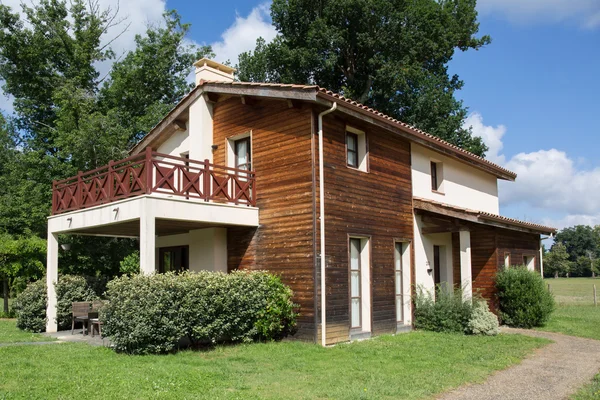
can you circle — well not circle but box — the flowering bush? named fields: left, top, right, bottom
left=467, top=300, right=499, bottom=336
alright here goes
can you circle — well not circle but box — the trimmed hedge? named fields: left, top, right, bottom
left=13, top=279, right=47, bottom=332
left=414, top=286, right=473, bottom=334
left=14, top=275, right=104, bottom=332
left=496, top=266, right=555, bottom=328
left=101, top=271, right=298, bottom=354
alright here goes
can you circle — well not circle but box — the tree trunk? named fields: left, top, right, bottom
left=554, top=271, right=558, bottom=279
left=2, top=278, right=8, bottom=314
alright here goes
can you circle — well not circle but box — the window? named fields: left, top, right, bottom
left=523, top=255, right=535, bottom=271
left=433, top=245, right=441, bottom=286
left=394, top=242, right=405, bottom=323
left=504, top=252, right=511, bottom=269
left=158, top=246, right=189, bottom=274
left=346, top=132, right=359, bottom=168
left=430, top=161, right=445, bottom=192
left=346, top=126, right=368, bottom=172
left=350, top=238, right=362, bottom=328
left=234, top=136, right=251, bottom=171
left=349, top=236, right=371, bottom=333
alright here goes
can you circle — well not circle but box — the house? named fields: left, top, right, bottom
left=46, top=59, right=556, bottom=344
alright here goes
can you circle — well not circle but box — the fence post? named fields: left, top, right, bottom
left=547, top=283, right=551, bottom=293
left=203, top=159, right=211, bottom=202
left=145, top=147, right=153, bottom=194
left=107, top=160, right=114, bottom=200
left=77, top=171, right=83, bottom=207
left=51, top=180, right=57, bottom=213
left=594, top=285, right=597, bottom=307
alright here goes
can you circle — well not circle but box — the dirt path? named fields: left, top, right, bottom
left=438, top=328, right=600, bottom=400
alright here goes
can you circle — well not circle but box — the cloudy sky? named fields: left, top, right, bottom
left=1, top=0, right=599, bottom=231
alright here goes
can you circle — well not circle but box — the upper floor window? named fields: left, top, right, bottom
left=430, top=161, right=443, bottom=192
left=346, top=126, right=368, bottom=172
left=233, top=136, right=251, bottom=171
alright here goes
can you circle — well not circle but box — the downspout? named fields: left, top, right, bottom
left=318, top=102, right=337, bottom=347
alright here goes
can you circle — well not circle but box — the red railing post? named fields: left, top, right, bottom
left=107, top=160, right=114, bottom=201
left=203, top=159, right=211, bottom=202
left=251, top=173, right=256, bottom=207
left=145, top=147, right=153, bottom=194
left=77, top=171, right=83, bottom=208
left=51, top=180, right=57, bottom=214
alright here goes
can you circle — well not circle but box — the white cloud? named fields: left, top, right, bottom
left=210, top=3, right=277, bottom=66
left=469, top=113, right=600, bottom=229
left=477, top=0, right=600, bottom=28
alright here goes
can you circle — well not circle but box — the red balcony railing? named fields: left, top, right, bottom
left=51, top=148, right=256, bottom=215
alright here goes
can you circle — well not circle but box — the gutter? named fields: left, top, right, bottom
left=318, top=102, right=337, bottom=347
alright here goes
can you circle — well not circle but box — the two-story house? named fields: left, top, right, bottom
left=46, top=59, right=555, bottom=345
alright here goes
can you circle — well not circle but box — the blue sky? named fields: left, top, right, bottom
left=2, top=0, right=599, bottom=229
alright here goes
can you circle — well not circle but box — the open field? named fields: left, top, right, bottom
left=539, top=278, right=600, bottom=340
left=0, top=320, right=548, bottom=400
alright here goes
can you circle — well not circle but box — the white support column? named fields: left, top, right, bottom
left=46, top=232, right=59, bottom=333
left=139, top=206, right=156, bottom=275
left=459, top=230, right=473, bottom=301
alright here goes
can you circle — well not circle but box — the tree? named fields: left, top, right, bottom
left=237, top=0, right=490, bottom=156
left=544, top=243, right=572, bottom=279
left=0, top=2, right=211, bottom=279
left=0, top=233, right=46, bottom=313
left=554, top=225, right=598, bottom=277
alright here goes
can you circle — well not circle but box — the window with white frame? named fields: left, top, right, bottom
left=346, top=126, right=368, bottom=172
left=430, top=160, right=444, bottom=192
left=394, top=242, right=406, bottom=323
left=349, top=237, right=371, bottom=332
left=504, top=252, right=511, bottom=269
left=227, top=132, right=252, bottom=172
left=523, top=255, right=535, bottom=271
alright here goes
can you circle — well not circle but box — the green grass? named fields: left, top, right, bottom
left=0, top=324, right=549, bottom=400
left=0, top=319, right=55, bottom=343
left=538, top=278, right=600, bottom=340
left=572, top=373, right=600, bottom=400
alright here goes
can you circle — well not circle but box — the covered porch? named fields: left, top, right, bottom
left=46, top=150, right=259, bottom=332
left=413, top=197, right=555, bottom=307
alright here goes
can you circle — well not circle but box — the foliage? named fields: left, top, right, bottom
left=101, top=271, right=298, bottom=354
left=467, top=300, right=499, bottom=336
left=0, top=327, right=549, bottom=400
left=13, top=279, right=46, bottom=332
left=544, top=243, right=573, bottom=278
left=496, top=267, right=555, bottom=328
left=555, top=225, right=599, bottom=262
left=119, top=251, right=140, bottom=276
left=572, top=373, right=600, bottom=400
left=413, top=286, right=473, bottom=334
left=237, top=0, right=490, bottom=156
left=55, top=275, right=98, bottom=330
left=0, top=2, right=210, bottom=278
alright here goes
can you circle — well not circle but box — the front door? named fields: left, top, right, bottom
left=433, top=245, right=441, bottom=286
left=158, top=246, right=189, bottom=273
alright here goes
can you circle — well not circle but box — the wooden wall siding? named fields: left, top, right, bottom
left=212, top=98, right=316, bottom=340
left=470, top=227, right=498, bottom=310
left=317, top=114, right=414, bottom=344
left=496, top=229, right=541, bottom=272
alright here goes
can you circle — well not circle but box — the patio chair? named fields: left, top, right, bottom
left=71, top=302, right=92, bottom=335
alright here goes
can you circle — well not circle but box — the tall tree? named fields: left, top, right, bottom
left=237, top=0, right=490, bottom=156
left=554, top=225, right=598, bottom=262
left=544, top=243, right=572, bottom=279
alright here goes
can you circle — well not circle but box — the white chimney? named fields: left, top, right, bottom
left=193, top=58, right=235, bottom=85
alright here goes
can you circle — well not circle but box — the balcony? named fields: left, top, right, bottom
left=52, top=148, right=256, bottom=215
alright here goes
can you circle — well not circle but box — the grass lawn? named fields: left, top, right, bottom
left=572, top=373, right=600, bottom=400
left=0, top=322, right=549, bottom=400
left=539, top=278, right=600, bottom=340
left=0, top=319, right=55, bottom=344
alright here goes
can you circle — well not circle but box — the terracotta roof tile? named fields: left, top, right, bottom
left=413, top=197, right=556, bottom=234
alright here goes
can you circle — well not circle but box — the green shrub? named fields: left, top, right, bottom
left=414, top=286, right=473, bottom=334
left=55, top=275, right=98, bottom=330
left=101, top=271, right=298, bottom=354
left=467, top=300, right=499, bottom=336
left=119, top=251, right=140, bottom=276
left=496, top=266, right=555, bottom=328
left=13, top=279, right=46, bottom=332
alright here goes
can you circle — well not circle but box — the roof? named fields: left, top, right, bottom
left=130, top=80, right=517, bottom=180
left=413, top=197, right=556, bottom=235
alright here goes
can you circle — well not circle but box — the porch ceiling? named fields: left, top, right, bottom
left=66, top=218, right=222, bottom=238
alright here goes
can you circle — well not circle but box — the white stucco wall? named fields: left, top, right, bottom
left=156, top=227, right=227, bottom=273
left=157, top=127, right=189, bottom=156
left=413, top=214, right=454, bottom=294
left=411, top=143, right=499, bottom=214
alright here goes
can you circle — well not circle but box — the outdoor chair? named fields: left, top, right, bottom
left=71, top=302, right=92, bottom=335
